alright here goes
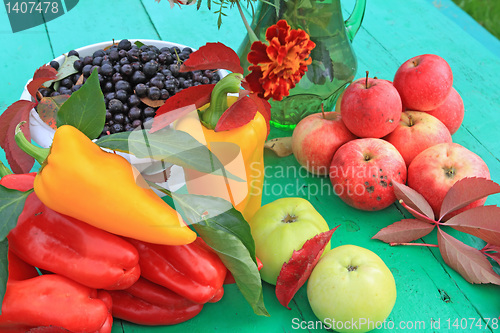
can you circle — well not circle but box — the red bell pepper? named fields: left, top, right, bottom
left=3, top=173, right=141, bottom=290
left=108, top=277, right=203, bottom=326
left=127, top=237, right=227, bottom=304
left=0, top=251, right=112, bottom=333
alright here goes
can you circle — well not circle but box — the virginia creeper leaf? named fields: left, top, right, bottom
left=275, top=227, right=338, bottom=309
left=0, top=102, right=36, bottom=173
left=56, top=68, right=106, bottom=140
left=248, top=93, right=271, bottom=137
left=172, top=193, right=268, bottom=316
left=372, top=219, right=435, bottom=244
left=150, top=84, right=215, bottom=133
left=0, top=185, right=33, bottom=241
left=27, top=64, right=58, bottom=97
left=393, top=181, right=435, bottom=221
left=439, top=177, right=500, bottom=220
left=437, top=228, right=500, bottom=285
left=37, top=95, right=70, bottom=130
left=151, top=105, right=197, bottom=132
left=445, top=205, right=500, bottom=246
left=214, top=96, right=258, bottom=132
left=180, top=42, right=243, bottom=74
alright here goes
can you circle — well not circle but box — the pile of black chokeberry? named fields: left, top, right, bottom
left=38, top=39, right=220, bottom=137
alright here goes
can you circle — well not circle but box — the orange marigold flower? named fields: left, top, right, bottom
left=245, top=20, right=316, bottom=101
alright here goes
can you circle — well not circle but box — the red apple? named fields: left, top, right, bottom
left=383, top=111, right=452, bottom=167
left=292, top=112, right=356, bottom=175
left=340, top=75, right=402, bottom=138
left=407, top=142, right=490, bottom=219
left=423, top=87, right=464, bottom=135
left=393, top=54, right=453, bottom=111
left=329, top=138, right=407, bottom=211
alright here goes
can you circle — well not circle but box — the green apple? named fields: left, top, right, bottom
left=249, top=197, right=331, bottom=285
left=307, top=245, right=397, bottom=333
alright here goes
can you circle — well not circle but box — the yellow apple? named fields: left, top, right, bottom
left=307, top=245, right=397, bottom=333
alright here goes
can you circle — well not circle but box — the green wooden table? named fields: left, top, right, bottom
left=1, top=0, right=499, bottom=332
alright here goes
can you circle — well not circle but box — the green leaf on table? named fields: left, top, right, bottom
left=172, top=193, right=269, bottom=317
left=0, top=238, right=8, bottom=313
left=0, top=185, right=32, bottom=241
left=43, top=55, right=79, bottom=88
left=37, top=95, right=70, bottom=130
left=95, top=127, right=243, bottom=182
left=56, top=68, right=106, bottom=140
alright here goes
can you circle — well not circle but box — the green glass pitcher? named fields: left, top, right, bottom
left=238, top=0, right=366, bottom=129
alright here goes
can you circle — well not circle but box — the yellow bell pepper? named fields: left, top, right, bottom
left=174, top=74, right=268, bottom=221
left=15, top=123, right=196, bottom=246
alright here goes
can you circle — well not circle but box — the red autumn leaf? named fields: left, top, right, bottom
left=445, top=205, right=500, bottom=246
left=248, top=92, right=271, bottom=137
left=275, top=226, right=338, bottom=309
left=214, top=96, right=258, bottom=132
left=27, top=64, right=58, bottom=97
left=393, top=181, right=435, bottom=221
left=150, top=84, right=215, bottom=133
left=0, top=100, right=37, bottom=174
left=439, top=177, right=500, bottom=220
left=180, top=42, right=243, bottom=74
left=37, top=95, right=70, bottom=130
left=437, top=228, right=500, bottom=285
left=372, top=219, right=435, bottom=244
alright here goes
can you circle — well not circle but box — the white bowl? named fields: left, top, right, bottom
left=23, top=39, right=221, bottom=193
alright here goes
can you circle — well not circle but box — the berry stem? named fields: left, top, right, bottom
left=201, top=73, right=244, bottom=130
left=14, top=122, right=50, bottom=165
left=398, top=199, right=438, bottom=225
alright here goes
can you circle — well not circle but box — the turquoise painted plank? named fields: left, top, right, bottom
left=140, top=0, right=248, bottom=51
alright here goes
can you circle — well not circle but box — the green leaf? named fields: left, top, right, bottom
left=0, top=238, right=8, bottom=314
left=0, top=186, right=32, bottom=241
left=56, top=68, right=106, bottom=140
left=172, top=193, right=269, bottom=316
left=43, top=55, right=79, bottom=87
left=95, top=127, right=243, bottom=182
left=134, top=40, right=145, bottom=48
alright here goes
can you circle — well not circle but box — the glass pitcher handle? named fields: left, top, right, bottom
left=345, top=0, right=366, bottom=42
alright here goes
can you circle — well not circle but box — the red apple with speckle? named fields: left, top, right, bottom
left=408, top=142, right=490, bottom=219
left=384, top=111, right=452, bottom=167
left=423, top=87, right=464, bottom=135
left=393, top=54, right=453, bottom=111
left=292, top=111, right=356, bottom=175
left=329, top=138, right=407, bottom=211
left=340, top=74, right=402, bottom=138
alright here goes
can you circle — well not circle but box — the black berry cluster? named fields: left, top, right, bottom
left=38, top=39, right=220, bottom=137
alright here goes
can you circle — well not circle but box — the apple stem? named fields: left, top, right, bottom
left=398, top=199, right=438, bottom=225
left=408, top=115, right=414, bottom=127
left=321, top=103, right=325, bottom=119
left=389, top=242, right=439, bottom=247
left=365, top=71, right=369, bottom=88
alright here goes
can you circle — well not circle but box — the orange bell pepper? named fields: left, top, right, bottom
left=174, top=74, right=268, bottom=222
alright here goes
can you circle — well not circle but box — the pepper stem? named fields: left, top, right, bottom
left=0, top=160, right=13, bottom=178
left=201, top=73, right=244, bottom=129
left=15, top=122, right=50, bottom=165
